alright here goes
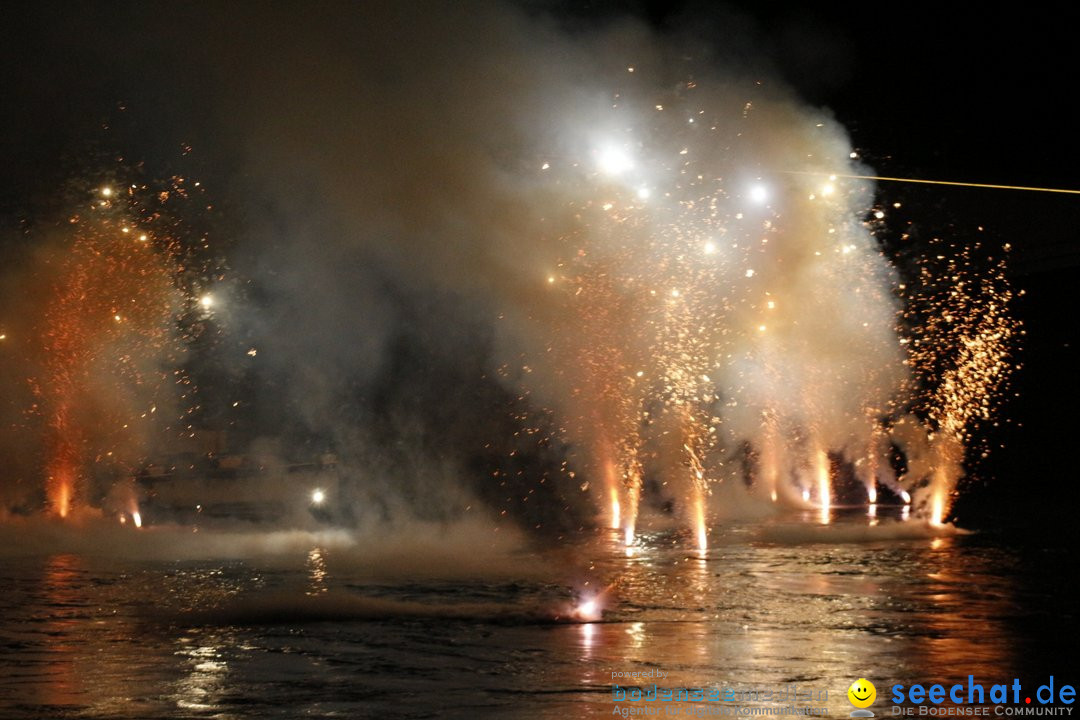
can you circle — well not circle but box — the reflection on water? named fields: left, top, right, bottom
left=0, top=516, right=1069, bottom=719
left=40, top=554, right=83, bottom=708
left=174, top=633, right=233, bottom=712
left=306, top=547, right=328, bottom=596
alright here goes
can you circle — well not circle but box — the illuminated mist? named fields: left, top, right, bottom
left=0, top=1, right=1018, bottom=541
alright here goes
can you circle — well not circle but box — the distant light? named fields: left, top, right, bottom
left=595, top=145, right=633, bottom=176
left=200, top=294, right=214, bottom=309
left=101, top=187, right=113, bottom=198
left=132, top=511, right=142, bottom=528
left=822, top=183, right=835, bottom=196
left=900, top=490, right=912, bottom=504
left=749, top=184, right=768, bottom=203
left=745, top=269, right=755, bottom=278
left=703, top=241, right=716, bottom=254
left=636, top=186, right=651, bottom=200
left=311, top=489, right=326, bottom=505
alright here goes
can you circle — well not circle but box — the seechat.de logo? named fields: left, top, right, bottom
left=849, top=678, right=878, bottom=717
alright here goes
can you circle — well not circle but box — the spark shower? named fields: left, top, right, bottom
left=2, top=6, right=1018, bottom=543
left=500, top=72, right=1017, bottom=546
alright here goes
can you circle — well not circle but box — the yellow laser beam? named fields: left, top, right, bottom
left=785, top=171, right=1080, bottom=195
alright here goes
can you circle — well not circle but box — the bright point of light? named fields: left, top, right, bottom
left=822, top=183, right=835, bottom=196
left=100, top=187, right=113, bottom=198
left=766, top=300, right=776, bottom=309
left=703, top=241, right=716, bottom=254
left=311, top=489, right=326, bottom=505
left=801, top=489, right=811, bottom=502
left=745, top=269, right=755, bottom=278
left=200, top=294, right=214, bottom=309
left=113, top=314, right=121, bottom=322
left=0, top=334, right=6, bottom=341
left=757, top=325, right=766, bottom=332
left=636, top=186, right=651, bottom=200
left=670, top=289, right=680, bottom=297
left=132, top=511, right=142, bottom=528
left=874, top=210, right=886, bottom=219
left=575, top=597, right=601, bottom=621
left=900, top=490, right=912, bottom=504
left=541, top=162, right=550, bottom=170
left=749, top=184, right=768, bottom=203
left=547, top=275, right=556, bottom=284
left=595, top=145, right=633, bottom=176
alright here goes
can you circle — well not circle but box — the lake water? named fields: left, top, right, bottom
left=0, top=508, right=1073, bottom=719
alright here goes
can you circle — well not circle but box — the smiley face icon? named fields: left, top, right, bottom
left=848, top=678, right=877, bottom=716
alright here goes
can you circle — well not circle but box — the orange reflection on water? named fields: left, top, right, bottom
left=39, top=554, right=83, bottom=706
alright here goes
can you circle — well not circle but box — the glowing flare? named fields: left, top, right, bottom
left=55, top=478, right=71, bottom=518
left=575, top=597, right=602, bottom=622
left=595, top=145, right=633, bottom=176
left=815, top=449, right=830, bottom=513
left=132, top=511, right=142, bottom=528
left=693, top=492, right=707, bottom=553
left=929, top=489, right=946, bottom=526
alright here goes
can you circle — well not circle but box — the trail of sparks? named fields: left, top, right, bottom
left=785, top=170, right=1080, bottom=196
left=34, top=177, right=212, bottom=518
